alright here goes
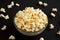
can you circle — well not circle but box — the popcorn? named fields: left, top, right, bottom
left=39, top=37, right=44, bottom=40
left=0, top=8, right=6, bottom=13
left=11, top=1, right=14, bottom=6
left=7, top=1, right=14, bottom=8
left=39, top=1, right=43, bottom=5
left=39, top=1, right=48, bottom=7
left=16, top=3, right=20, bottom=6
left=14, top=7, right=48, bottom=32
left=4, top=15, right=9, bottom=19
left=51, top=12, right=55, bottom=17
left=0, top=14, right=5, bottom=17
left=9, top=35, right=15, bottom=40
left=43, top=3, right=48, bottom=7
left=57, top=31, right=60, bottom=35
left=50, top=24, right=54, bottom=29
left=0, top=14, right=9, bottom=19
left=52, top=8, right=57, bottom=12
left=1, top=25, right=7, bottom=30
left=8, top=5, right=12, bottom=8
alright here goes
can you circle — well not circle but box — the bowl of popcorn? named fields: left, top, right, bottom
left=14, top=7, right=48, bottom=36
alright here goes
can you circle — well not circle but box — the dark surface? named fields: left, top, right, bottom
left=0, top=0, right=60, bottom=40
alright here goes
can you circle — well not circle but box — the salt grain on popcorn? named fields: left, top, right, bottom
left=50, top=24, right=54, bottom=29
left=0, top=8, right=6, bottom=13
left=52, top=8, right=57, bottom=12
left=51, top=12, right=55, bottom=17
left=57, top=31, right=60, bottom=35
left=1, top=25, right=7, bottom=30
left=39, top=37, right=44, bottom=40
left=16, top=3, right=20, bottom=6
left=9, top=35, right=15, bottom=40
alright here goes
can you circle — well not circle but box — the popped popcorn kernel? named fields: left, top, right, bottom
left=57, top=31, right=60, bottom=35
left=4, top=15, right=9, bottom=19
left=9, top=35, right=15, bottom=40
left=7, top=1, right=14, bottom=8
left=43, top=3, right=48, bottom=7
left=1, top=25, right=7, bottom=30
left=16, top=3, right=20, bottom=6
left=39, top=1, right=43, bottom=5
left=50, top=24, right=54, bottom=29
left=51, top=12, right=55, bottom=17
left=52, top=8, right=57, bottom=12
left=39, top=37, right=44, bottom=40
left=0, top=8, right=6, bottom=13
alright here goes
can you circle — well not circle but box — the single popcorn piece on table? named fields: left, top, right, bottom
left=14, top=7, right=48, bottom=32
left=0, top=14, right=5, bottom=17
left=16, top=3, right=20, bottom=6
left=4, top=15, right=9, bottom=19
left=52, top=8, right=57, bottom=12
left=11, top=1, right=14, bottom=6
left=9, top=35, right=15, bottom=40
left=39, top=37, right=44, bottom=40
left=43, top=3, right=48, bottom=7
left=50, top=24, right=54, bottom=29
left=0, top=8, right=6, bottom=13
left=57, top=31, right=60, bottom=35
left=8, top=5, right=12, bottom=8
left=39, top=1, right=43, bottom=5
left=51, top=12, right=55, bottom=17
left=1, top=25, right=7, bottom=30
left=0, top=14, right=9, bottom=19
left=7, top=1, right=14, bottom=8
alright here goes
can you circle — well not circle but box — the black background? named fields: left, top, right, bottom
left=0, top=0, right=60, bottom=40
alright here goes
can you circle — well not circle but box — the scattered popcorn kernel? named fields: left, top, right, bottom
left=16, top=3, right=20, bottom=6
left=9, top=35, right=15, bottom=40
left=0, top=14, right=9, bottom=19
left=51, top=12, right=55, bottom=17
left=0, top=8, right=6, bottom=13
left=50, top=24, right=54, bottom=29
left=7, top=5, right=12, bottom=8
left=11, top=1, right=14, bottom=6
left=1, top=25, right=7, bottom=30
left=52, top=8, right=57, bottom=12
left=39, top=1, right=43, bottom=5
left=4, top=15, right=9, bottom=19
left=43, top=3, right=48, bottom=7
left=0, top=14, right=5, bottom=17
left=14, top=7, right=48, bottom=32
left=57, top=31, right=60, bottom=35
left=7, top=1, right=14, bottom=8
left=39, top=37, right=44, bottom=40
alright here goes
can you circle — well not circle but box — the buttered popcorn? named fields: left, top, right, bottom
left=14, top=7, right=48, bottom=32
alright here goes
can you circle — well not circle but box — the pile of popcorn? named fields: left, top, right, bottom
left=14, top=7, right=48, bottom=32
